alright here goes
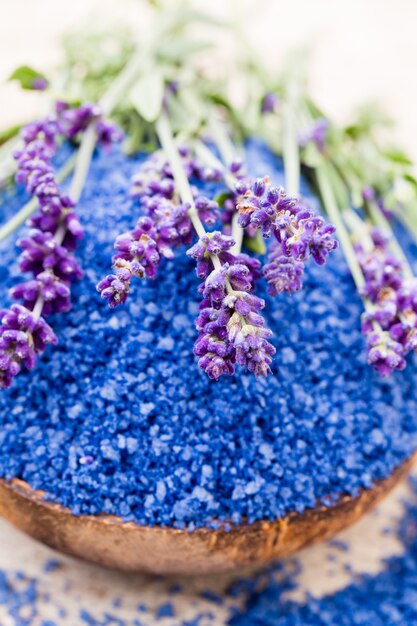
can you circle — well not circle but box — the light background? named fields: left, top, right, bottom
left=1, top=0, right=416, bottom=159
left=0, top=1, right=416, bottom=624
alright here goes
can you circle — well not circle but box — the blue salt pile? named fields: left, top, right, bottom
left=0, top=140, right=417, bottom=529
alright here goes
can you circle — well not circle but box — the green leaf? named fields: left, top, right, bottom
left=9, top=65, right=48, bottom=90
left=215, top=191, right=232, bottom=206
left=301, top=141, right=322, bottom=168
left=130, top=71, right=165, bottom=123
left=383, top=149, right=413, bottom=166
left=404, top=174, right=417, bottom=189
left=0, top=123, right=21, bottom=146
left=244, top=232, right=266, bottom=255
left=157, top=39, right=212, bottom=63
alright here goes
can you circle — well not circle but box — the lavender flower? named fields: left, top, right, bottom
left=96, top=260, right=134, bottom=308
left=355, top=227, right=417, bottom=376
left=299, top=118, right=329, bottom=153
left=31, top=76, right=48, bottom=91
left=55, top=101, right=123, bottom=146
left=226, top=291, right=275, bottom=376
left=188, top=232, right=275, bottom=379
left=261, top=92, right=279, bottom=114
left=0, top=305, right=57, bottom=389
left=237, top=178, right=337, bottom=294
left=98, top=149, right=220, bottom=306
left=263, top=241, right=304, bottom=295
left=365, top=329, right=406, bottom=377
left=1, top=101, right=121, bottom=388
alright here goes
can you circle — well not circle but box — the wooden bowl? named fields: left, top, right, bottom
left=0, top=453, right=414, bottom=575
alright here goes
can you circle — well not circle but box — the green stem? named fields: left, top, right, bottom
left=343, top=208, right=374, bottom=252
left=209, top=115, right=237, bottom=166
left=367, top=198, right=414, bottom=280
left=282, top=81, right=300, bottom=196
left=0, top=154, right=77, bottom=242
left=194, top=138, right=246, bottom=256
left=316, top=162, right=365, bottom=291
left=194, top=139, right=236, bottom=189
left=98, top=51, right=144, bottom=115
left=156, top=113, right=206, bottom=239
left=69, top=126, right=97, bottom=203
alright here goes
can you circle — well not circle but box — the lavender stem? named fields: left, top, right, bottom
left=194, top=139, right=244, bottom=255
left=156, top=113, right=207, bottom=240
left=316, top=162, right=365, bottom=291
left=343, top=208, right=374, bottom=252
left=99, top=51, right=144, bottom=116
left=198, top=119, right=245, bottom=257
left=0, top=154, right=77, bottom=243
left=367, top=198, right=414, bottom=281
left=282, top=79, right=301, bottom=197
left=208, top=115, right=237, bottom=166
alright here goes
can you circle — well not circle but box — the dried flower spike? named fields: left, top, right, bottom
left=1, top=102, right=122, bottom=388
left=98, top=148, right=220, bottom=306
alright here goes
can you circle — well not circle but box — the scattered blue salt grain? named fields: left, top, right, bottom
left=1, top=141, right=417, bottom=530
left=43, top=560, right=62, bottom=573
left=155, top=602, right=175, bottom=619
left=328, top=539, right=350, bottom=552
left=200, top=590, right=224, bottom=605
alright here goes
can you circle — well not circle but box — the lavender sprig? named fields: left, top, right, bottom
left=97, top=149, right=220, bottom=307
left=236, top=178, right=337, bottom=293
left=316, top=161, right=415, bottom=378
left=0, top=305, right=57, bottom=389
left=187, top=232, right=274, bottom=379
left=0, top=105, right=122, bottom=389
left=355, top=226, right=417, bottom=376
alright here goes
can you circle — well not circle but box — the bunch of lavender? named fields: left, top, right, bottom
left=97, top=148, right=221, bottom=307
left=236, top=178, right=338, bottom=295
left=98, top=118, right=338, bottom=380
left=0, top=104, right=121, bottom=389
left=355, top=227, right=417, bottom=376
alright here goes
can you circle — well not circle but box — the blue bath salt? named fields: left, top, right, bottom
left=0, top=139, right=417, bottom=530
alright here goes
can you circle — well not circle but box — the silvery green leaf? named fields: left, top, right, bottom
left=244, top=232, right=266, bottom=255
left=130, top=71, right=165, bottom=123
left=9, top=65, right=48, bottom=90
left=302, top=141, right=321, bottom=167
left=383, top=149, right=413, bottom=166
left=157, top=39, right=212, bottom=63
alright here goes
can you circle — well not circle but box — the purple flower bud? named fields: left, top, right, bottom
left=366, top=329, right=406, bottom=377
left=97, top=260, right=136, bottom=308
left=31, top=77, right=48, bottom=91
left=264, top=241, right=305, bottom=295
left=0, top=304, right=57, bottom=389
left=299, top=118, right=329, bottom=153
left=261, top=92, right=279, bottom=114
